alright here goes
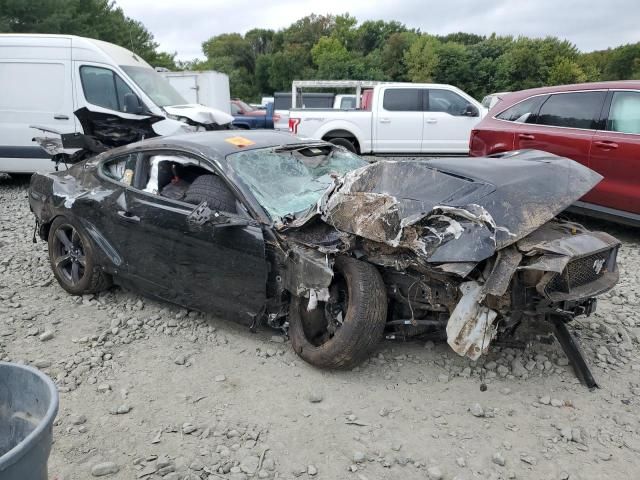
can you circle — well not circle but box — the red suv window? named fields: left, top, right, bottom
left=496, top=95, right=547, bottom=123
left=536, top=91, right=606, bottom=129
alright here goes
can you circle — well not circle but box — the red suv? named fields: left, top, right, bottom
left=470, top=81, right=640, bottom=225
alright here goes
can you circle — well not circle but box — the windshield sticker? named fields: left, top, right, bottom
left=225, top=136, right=256, bottom=148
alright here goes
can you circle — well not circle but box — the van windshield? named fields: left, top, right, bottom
left=120, top=66, right=187, bottom=107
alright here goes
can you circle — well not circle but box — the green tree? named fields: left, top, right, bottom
left=311, top=36, right=351, bottom=79
left=547, top=57, right=587, bottom=85
left=405, top=35, right=441, bottom=82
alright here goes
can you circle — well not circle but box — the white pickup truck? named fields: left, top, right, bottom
left=289, top=83, right=487, bottom=154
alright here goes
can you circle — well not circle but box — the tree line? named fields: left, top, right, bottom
left=2, top=3, right=639, bottom=101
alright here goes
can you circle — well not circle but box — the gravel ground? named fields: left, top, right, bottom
left=1, top=172, right=639, bottom=480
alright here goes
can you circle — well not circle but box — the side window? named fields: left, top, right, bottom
left=496, top=96, right=547, bottom=123
left=80, top=66, right=135, bottom=112
left=230, top=103, right=242, bottom=115
left=607, top=91, right=640, bottom=134
left=536, top=91, right=606, bottom=129
left=382, top=88, right=422, bottom=112
left=428, top=89, right=471, bottom=115
left=101, top=154, right=137, bottom=185
left=139, top=153, right=237, bottom=213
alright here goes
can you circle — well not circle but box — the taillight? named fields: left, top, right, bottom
left=289, top=118, right=300, bottom=134
left=469, top=129, right=478, bottom=154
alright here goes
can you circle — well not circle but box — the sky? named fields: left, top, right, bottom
left=115, top=0, right=640, bottom=60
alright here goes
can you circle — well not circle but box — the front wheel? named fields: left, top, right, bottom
left=288, top=256, right=387, bottom=369
left=47, top=216, right=111, bottom=295
left=328, top=137, right=357, bottom=153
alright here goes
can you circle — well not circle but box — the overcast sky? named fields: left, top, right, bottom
left=115, top=0, right=639, bottom=60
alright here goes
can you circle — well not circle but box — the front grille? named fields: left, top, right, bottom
left=545, top=250, right=613, bottom=295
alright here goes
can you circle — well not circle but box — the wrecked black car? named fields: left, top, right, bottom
left=28, top=130, right=620, bottom=386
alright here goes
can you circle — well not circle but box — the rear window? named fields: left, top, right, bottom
left=607, top=91, right=640, bottom=135
left=383, top=88, right=422, bottom=112
left=536, top=91, right=606, bottom=129
left=495, top=95, right=547, bottom=123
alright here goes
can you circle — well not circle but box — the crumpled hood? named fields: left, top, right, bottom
left=299, top=150, right=602, bottom=264
left=164, top=104, right=234, bottom=126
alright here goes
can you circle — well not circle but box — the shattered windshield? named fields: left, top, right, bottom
left=120, top=65, right=187, bottom=107
left=228, top=145, right=367, bottom=219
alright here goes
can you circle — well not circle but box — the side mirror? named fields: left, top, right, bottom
left=187, top=201, right=249, bottom=228
left=123, top=93, right=144, bottom=114
left=464, top=104, right=479, bottom=117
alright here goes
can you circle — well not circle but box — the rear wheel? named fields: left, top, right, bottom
left=47, top=216, right=111, bottom=295
left=289, top=256, right=387, bottom=369
left=328, top=137, right=357, bottom=153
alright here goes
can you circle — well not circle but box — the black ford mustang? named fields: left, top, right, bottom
left=28, top=128, right=620, bottom=387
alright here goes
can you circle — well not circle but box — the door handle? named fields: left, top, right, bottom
left=53, top=114, right=69, bottom=120
left=379, top=118, right=391, bottom=123
left=117, top=210, right=140, bottom=223
left=425, top=118, right=437, bottom=124
left=518, top=133, right=535, bottom=140
left=593, top=140, right=618, bottom=149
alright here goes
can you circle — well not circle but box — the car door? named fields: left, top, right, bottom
left=101, top=150, right=268, bottom=323
left=587, top=90, right=640, bottom=216
left=422, top=88, right=481, bottom=153
left=374, top=87, right=423, bottom=152
left=0, top=47, right=77, bottom=172
left=513, top=91, right=607, bottom=170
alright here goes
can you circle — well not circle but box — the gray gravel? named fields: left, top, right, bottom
left=1, top=173, right=640, bottom=480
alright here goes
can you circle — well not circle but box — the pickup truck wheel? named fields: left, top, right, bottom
left=47, top=216, right=111, bottom=295
left=329, top=137, right=357, bottom=153
left=289, top=256, right=387, bottom=369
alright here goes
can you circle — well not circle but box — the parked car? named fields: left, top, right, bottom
left=481, top=91, right=510, bottom=110
left=469, top=81, right=640, bottom=225
left=230, top=99, right=278, bottom=129
left=289, top=83, right=487, bottom=154
left=28, top=123, right=619, bottom=386
left=0, top=34, right=233, bottom=173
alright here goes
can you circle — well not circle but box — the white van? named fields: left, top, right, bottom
left=0, top=34, right=233, bottom=173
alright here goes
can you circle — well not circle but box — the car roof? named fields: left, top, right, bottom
left=498, top=80, right=640, bottom=108
left=134, top=129, right=320, bottom=163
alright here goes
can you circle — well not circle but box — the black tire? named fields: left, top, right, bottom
left=289, top=256, right=387, bottom=369
left=328, top=137, right=357, bottom=153
left=47, top=216, right=111, bottom=295
left=184, top=175, right=236, bottom=212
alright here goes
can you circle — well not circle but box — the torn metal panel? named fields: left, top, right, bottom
left=446, top=281, right=499, bottom=360
left=434, top=262, right=478, bottom=277
left=483, top=246, right=523, bottom=297
left=282, top=244, right=334, bottom=297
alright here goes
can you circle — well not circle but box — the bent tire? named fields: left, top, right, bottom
left=47, top=216, right=111, bottom=295
left=289, top=256, right=387, bottom=369
left=328, top=137, right=357, bottom=153
left=184, top=174, right=236, bottom=212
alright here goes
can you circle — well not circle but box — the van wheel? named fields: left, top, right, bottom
left=48, top=216, right=111, bottom=295
left=329, top=137, right=357, bottom=153
left=288, top=256, right=387, bottom=369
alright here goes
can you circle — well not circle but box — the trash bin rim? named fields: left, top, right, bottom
left=0, top=361, right=59, bottom=470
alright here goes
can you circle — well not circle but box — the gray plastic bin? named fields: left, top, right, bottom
left=0, top=362, right=59, bottom=480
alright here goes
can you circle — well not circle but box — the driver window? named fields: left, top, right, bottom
left=428, top=89, right=471, bottom=115
left=101, top=154, right=137, bottom=185
left=138, top=153, right=237, bottom=213
left=80, top=65, right=136, bottom=113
